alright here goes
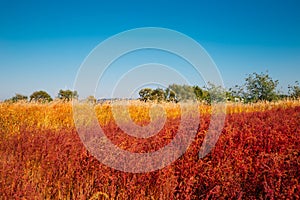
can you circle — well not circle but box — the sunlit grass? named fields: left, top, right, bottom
left=0, top=100, right=299, bottom=199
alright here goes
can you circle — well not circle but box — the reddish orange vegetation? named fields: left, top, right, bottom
left=0, top=101, right=299, bottom=199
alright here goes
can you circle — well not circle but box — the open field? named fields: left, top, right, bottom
left=0, top=100, right=300, bottom=199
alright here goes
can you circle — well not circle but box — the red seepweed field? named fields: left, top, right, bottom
left=0, top=100, right=299, bottom=199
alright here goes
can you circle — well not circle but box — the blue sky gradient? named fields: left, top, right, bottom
left=0, top=0, right=299, bottom=99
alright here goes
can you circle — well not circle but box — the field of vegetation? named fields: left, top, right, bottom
left=0, top=100, right=299, bottom=199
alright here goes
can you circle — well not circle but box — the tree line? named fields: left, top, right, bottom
left=5, top=89, right=79, bottom=103
left=4, top=72, right=300, bottom=104
left=138, top=72, right=300, bottom=103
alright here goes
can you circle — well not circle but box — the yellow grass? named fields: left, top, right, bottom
left=1, top=99, right=299, bottom=138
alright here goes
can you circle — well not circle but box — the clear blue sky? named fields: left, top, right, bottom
left=0, top=0, right=299, bottom=100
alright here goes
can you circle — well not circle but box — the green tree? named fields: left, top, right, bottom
left=225, top=91, right=235, bottom=102
left=58, top=89, right=78, bottom=101
left=204, top=82, right=226, bottom=103
left=288, top=81, right=300, bottom=99
left=139, top=88, right=153, bottom=102
left=229, top=72, right=279, bottom=103
left=244, top=72, right=279, bottom=102
left=168, top=84, right=196, bottom=101
left=150, top=88, right=165, bottom=102
left=10, top=94, right=28, bottom=103
left=229, top=84, right=246, bottom=102
left=193, top=86, right=203, bottom=101
left=30, top=91, right=53, bottom=103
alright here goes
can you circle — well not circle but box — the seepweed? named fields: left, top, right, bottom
left=0, top=101, right=299, bottom=199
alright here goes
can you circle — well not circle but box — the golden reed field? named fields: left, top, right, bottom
left=0, top=100, right=299, bottom=199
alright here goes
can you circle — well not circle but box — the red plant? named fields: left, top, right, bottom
left=0, top=102, right=299, bottom=199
